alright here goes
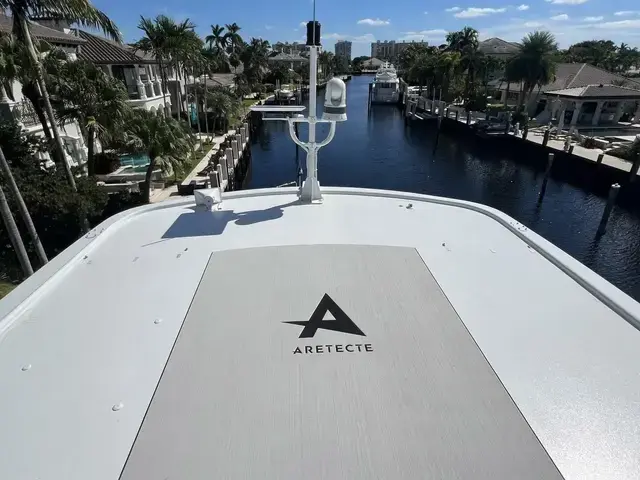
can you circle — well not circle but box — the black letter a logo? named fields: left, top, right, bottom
left=285, top=294, right=366, bottom=338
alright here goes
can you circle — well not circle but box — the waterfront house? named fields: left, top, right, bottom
left=0, top=14, right=177, bottom=170
left=268, top=52, right=308, bottom=71
left=0, top=14, right=87, bottom=168
left=75, top=30, right=174, bottom=116
left=488, top=63, right=640, bottom=126
left=478, top=38, right=520, bottom=81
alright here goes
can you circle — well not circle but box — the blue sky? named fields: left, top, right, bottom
left=93, top=0, right=640, bottom=57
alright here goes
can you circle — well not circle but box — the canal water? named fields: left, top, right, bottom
left=248, top=75, right=640, bottom=301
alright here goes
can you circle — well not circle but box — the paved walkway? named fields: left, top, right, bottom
left=150, top=133, right=231, bottom=203
left=521, top=129, right=638, bottom=176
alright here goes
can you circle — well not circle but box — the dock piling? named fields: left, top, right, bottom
left=432, top=116, right=443, bottom=155
left=538, top=153, right=555, bottom=203
left=522, top=123, right=529, bottom=140
left=542, top=129, right=550, bottom=147
left=597, top=183, right=621, bottom=236
left=596, top=153, right=604, bottom=166
left=466, top=111, right=471, bottom=126
left=629, top=153, right=640, bottom=183
left=455, top=110, right=459, bottom=122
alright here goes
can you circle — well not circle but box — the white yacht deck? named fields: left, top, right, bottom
left=1, top=187, right=639, bottom=479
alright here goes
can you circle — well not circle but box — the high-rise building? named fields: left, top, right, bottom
left=335, top=40, right=352, bottom=61
left=370, top=40, right=428, bottom=61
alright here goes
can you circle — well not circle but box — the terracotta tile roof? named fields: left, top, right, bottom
left=478, top=38, right=520, bottom=56
left=76, top=30, right=154, bottom=64
left=0, top=13, right=84, bottom=45
left=488, top=63, right=640, bottom=93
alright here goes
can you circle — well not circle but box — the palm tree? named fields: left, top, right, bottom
left=51, top=60, right=131, bottom=176
left=511, top=31, right=558, bottom=110
left=134, top=15, right=173, bottom=112
left=240, top=38, right=269, bottom=88
left=207, top=87, right=240, bottom=132
left=225, top=23, right=242, bottom=54
left=0, top=33, right=63, bottom=144
left=2, top=0, right=121, bottom=193
left=0, top=37, right=47, bottom=265
left=122, top=110, right=194, bottom=203
left=0, top=145, right=47, bottom=266
left=206, top=24, right=227, bottom=52
left=318, top=51, right=335, bottom=78
left=446, top=27, right=480, bottom=102
left=0, top=178, right=33, bottom=277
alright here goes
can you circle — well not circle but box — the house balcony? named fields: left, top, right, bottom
left=126, top=85, right=172, bottom=114
left=12, top=99, right=40, bottom=127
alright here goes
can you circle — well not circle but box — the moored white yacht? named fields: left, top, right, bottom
left=1, top=17, right=640, bottom=480
left=371, top=61, right=400, bottom=104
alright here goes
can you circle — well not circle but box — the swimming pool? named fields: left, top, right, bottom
left=119, top=154, right=150, bottom=167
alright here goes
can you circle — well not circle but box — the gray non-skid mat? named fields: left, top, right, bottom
left=120, top=244, right=563, bottom=479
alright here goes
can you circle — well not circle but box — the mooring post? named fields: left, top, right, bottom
left=455, top=110, right=459, bottom=122
left=225, top=147, right=234, bottom=189
left=596, top=152, right=604, bottom=167
left=542, top=129, right=550, bottom=147
left=629, top=153, right=640, bottom=183
left=538, top=153, right=555, bottom=202
left=433, top=115, right=443, bottom=155
left=522, top=123, right=529, bottom=140
left=597, top=183, right=621, bottom=235
left=209, top=167, right=220, bottom=188
left=466, top=111, right=471, bottom=126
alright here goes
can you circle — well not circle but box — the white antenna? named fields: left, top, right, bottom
left=251, top=1, right=348, bottom=203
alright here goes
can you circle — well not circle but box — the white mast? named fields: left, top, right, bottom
left=251, top=0, right=347, bottom=203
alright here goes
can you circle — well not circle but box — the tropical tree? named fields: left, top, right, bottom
left=240, top=38, right=269, bottom=88
left=0, top=176, right=32, bottom=276
left=50, top=60, right=131, bottom=176
left=134, top=15, right=173, bottom=111
left=446, top=27, right=481, bottom=102
left=510, top=31, right=558, bottom=109
left=318, top=50, right=335, bottom=78
left=0, top=140, right=47, bottom=265
left=398, top=44, right=432, bottom=72
left=0, top=120, right=108, bottom=278
left=121, top=110, right=194, bottom=203
left=225, top=23, right=242, bottom=54
left=2, top=0, right=121, bottom=193
left=206, top=24, right=227, bottom=52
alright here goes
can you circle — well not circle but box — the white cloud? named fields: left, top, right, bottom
left=482, top=17, right=640, bottom=48
left=583, top=16, right=603, bottom=21
left=590, top=19, right=640, bottom=29
left=424, top=11, right=428, bottom=14
left=454, top=7, right=507, bottom=18
left=299, top=21, right=307, bottom=27
left=550, top=14, right=569, bottom=20
left=545, top=0, right=587, bottom=4
left=445, top=7, right=461, bottom=12
left=399, top=29, right=447, bottom=42
left=614, top=11, right=640, bottom=16
left=323, top=32, right=376, bottom=42
left=517, top=4, right=529, bottom=10
left=265, top=25, right=273, bottom=30
left=357, top=18, right=390, bottom=26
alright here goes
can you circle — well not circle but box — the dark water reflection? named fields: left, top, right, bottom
left=248, top=75, right=640, bottom=301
